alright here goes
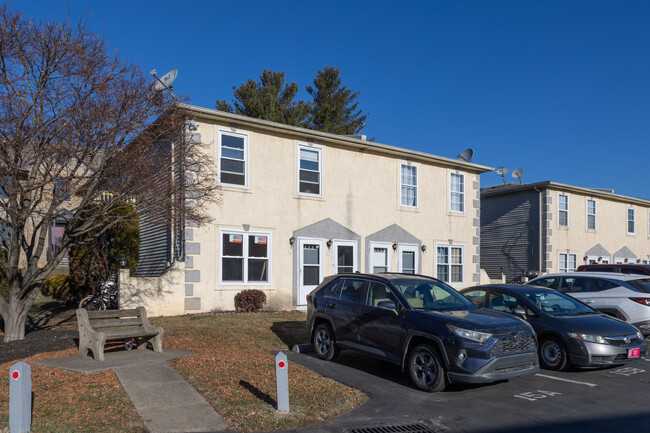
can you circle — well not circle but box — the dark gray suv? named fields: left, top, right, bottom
left=306, top=273, right=539, bottom=392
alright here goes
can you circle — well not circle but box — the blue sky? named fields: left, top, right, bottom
left=18, top=1, right=650, bottom=199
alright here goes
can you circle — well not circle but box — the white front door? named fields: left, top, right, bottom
left=370, top=242, right=391, bottom=273
left=333, top=240, right=356, bottom=274
left=298, top=239, right=323, bottom=305
left=398, top=245, right=418, bottom=274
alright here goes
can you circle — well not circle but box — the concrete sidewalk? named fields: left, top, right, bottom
left=36, top=350, right=228, bottom=433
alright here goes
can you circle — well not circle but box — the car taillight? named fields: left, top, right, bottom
left=629, top=297, right=650, bottom=306
left=306, top=294, right=312, bottom=304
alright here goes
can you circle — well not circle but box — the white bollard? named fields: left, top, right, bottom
left=9, top=361, right=31, bottom=433
left=275, top=352, right=289, bottom=412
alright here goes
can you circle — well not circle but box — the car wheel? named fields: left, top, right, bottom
left=539, top=337, right=569, bottom=371
left=313, top=323, right=339, bottom=361
left=408, top=344, right=447, bottom=392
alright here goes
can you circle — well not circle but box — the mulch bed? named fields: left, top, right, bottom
left=0, top=329, right=78, bottom=365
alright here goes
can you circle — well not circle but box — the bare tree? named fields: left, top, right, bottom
left=0, top=7, right=217, bottom=341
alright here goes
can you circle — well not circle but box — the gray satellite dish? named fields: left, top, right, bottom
left=150, top=68, right=178, bottom=93
left=512, top=168, right=524, bottom=184
left=456, top=148, right=474, bottom=162
left=495, top=166, right=509, bottom=184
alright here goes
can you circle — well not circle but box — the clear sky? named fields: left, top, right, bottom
left=17, top=1, right=650, bottom=200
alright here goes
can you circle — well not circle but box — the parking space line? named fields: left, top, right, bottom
left=534, top=373, right=597, bottom=387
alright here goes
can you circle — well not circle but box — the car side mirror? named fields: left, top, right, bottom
left=377, top=300, right=398, bottom=316
left=512, top=307, right=527, bottom=319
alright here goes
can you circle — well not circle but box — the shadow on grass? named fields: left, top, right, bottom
left=239, top=380, right=277, bottom=408
left=26, top=298, right=77, bottom=332
left=270, top=320, right=310, bottom=350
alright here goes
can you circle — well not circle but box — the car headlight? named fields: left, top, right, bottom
left=568, top=333, right=608, bottom=344
left=448, top=325, right=492, bottom=343
left=637, top=331, right=644, bottom=341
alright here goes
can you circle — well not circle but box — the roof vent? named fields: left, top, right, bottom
left=343, top=134, right=367, bottom=141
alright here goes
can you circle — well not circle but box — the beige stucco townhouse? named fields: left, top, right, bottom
left=481, top=181, right=650, bottom=282
left=120, top=104, right=493, bottom=316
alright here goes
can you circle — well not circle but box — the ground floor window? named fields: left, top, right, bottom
left=558, top=253, right=577, bottom=272
left=436, top=245, right=463, bottom=283
left=221, top=231, right=270, bottom=284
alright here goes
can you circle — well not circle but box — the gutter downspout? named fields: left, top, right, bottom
left=534, top=187, right=543, bottom=274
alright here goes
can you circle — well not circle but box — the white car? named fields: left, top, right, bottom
left=527, top=272, right=650, bottom=335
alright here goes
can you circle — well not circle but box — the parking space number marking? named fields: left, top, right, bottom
left=514, top=390, right=562, bottom=401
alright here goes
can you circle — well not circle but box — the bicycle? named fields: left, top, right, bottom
left=78, top=280, right=119, bottom=310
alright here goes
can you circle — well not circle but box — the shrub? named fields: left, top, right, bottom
left=234, top=289, right=267, bottom=313
left=41, top=274, right=78, bottom=304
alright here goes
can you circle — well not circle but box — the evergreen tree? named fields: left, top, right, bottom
left=306, top=66, right=367, bottom=135
left=216, top=70, right=311, bottom=127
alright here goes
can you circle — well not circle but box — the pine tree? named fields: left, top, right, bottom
left=215, top=70, right=311, bottom=127
left=306, top=66, right=367, bottom=135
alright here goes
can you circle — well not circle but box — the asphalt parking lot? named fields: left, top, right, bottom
left=285, top=348, right=650, bottom=433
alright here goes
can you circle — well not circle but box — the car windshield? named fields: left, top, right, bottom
left=627, top=278, right=650, bottom=293
left=392, top=279, right=475, bottom=311
left=521, top=289, right=595, bottom=316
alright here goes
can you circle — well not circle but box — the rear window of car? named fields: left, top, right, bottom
left=322, top=279, right=342, bottom=298
left=339, top=279, right=366, bottom=303
left=530, top=278, right=556, bottom=288
left=627, top=278, right=650, bottom=293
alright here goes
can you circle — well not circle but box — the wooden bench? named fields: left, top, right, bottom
left=76, top=306, right=164, bottom=361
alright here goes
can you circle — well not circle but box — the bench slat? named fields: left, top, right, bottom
left=102, top=329, right=158, bottom=339
left=86, top=309, right=142, bottom=319
left=88, top=318, right=146, bottom=328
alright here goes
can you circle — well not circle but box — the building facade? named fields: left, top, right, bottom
left=481, top=181, right=650, bottom=282
left=120, top=105, right=492, bottom=315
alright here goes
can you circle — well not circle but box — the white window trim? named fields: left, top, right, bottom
left=449, top=172, right=465, bottom=213
left=585, top=255, right=599, bottom=265
left=558, top=252, right=577, bottom=272
left=332, top=240, right=357, bottom=274
left=219, top=229, right=272, bottom=285
left=296, top=143, right=323, bottom=197
left=369, top=242, right=392, bottom=273
left=627, top=205, right=636, bottom=235
left=586, top=198, right=596, bottom=231
left=435, top=244, right=464, bottom=284
left=397, top=244, right=419, bottom=274
left=217, top=129, right=249, bottom=189
left=558, top=193, right=569, bottom=227
left=399, top=163, right=418, bottom=208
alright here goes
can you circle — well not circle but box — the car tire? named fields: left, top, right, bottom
left=407, top=344, right=447, bottom=392
left=313, top=323, right=339, bottom=361
left=539, top=336, right=569, bottom=371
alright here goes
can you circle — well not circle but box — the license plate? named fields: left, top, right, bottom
left=628, top=348, right=641, bottom=358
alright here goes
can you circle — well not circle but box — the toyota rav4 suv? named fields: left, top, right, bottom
left=306, top=273, right=539, bottom=392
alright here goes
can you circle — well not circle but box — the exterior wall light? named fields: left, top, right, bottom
left=326, top=239, right=333, bottom=249
left=421, top=244, right=427, bottom=253
left=392, top=243, right=398, bottom=251
left=289, top=236, right=295, bottom=246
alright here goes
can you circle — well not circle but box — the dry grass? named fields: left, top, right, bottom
left=1, top=311, right=367, bottom=432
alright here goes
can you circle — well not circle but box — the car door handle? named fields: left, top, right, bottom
left=327, top=303, right=336, bottom=309
left=584, top=300, right=594, bottom=303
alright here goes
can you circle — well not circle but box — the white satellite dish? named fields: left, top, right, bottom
left=150, top=68, right=178, bottom=93
left=456, top=148, right=474, bottom=162
left=495, top=166, right=509, bottom=184
left=512, top=168, right=524, bottom=184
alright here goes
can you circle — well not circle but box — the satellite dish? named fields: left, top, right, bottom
left=495, top=166, right=509, bottom=184
left=150, top=68, right=178, bottom=93
left=512, top=168, right=524, bottom=184
left=456, top=148, right=474, bottom=162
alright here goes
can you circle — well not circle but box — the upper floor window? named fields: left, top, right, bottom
left=627, top=206, right=635, bottom=234
left=400, top=164, right=417, bottom=207
left=558, top=194, right=569, bottom=227
left=587, top=199, right=596, bottom=230
left=218, top=131, right=248, bottom=187
left=450, top=173, right=465, bottom=212
left=298, top=145, right=321, bottom=195
left=55, top=180, right=71, bottom=202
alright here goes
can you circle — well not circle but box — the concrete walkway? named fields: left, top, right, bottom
left=36, top=350, right=227, bottom=433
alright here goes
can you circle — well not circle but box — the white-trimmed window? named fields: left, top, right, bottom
left=218, top=130, right=248, bottom=187
left=587, top=199, right=596, bottom=230
left=558, top=194, right=568, bottom=227
left=627, top=206, right=635, bottom=235
left=450, top=173, right=465, bottom=212
left=371, top=243, right=391, bottom=273
left=436, top=245, right=463, bottom=284
left=398, top=245, right=418, bottom=274
left=400, top=164, right=417, bottom=207
left=221, top=230, right=270, bottom=284
left=297, top=145, right=321, bottom=195
left=558, top=253, right=577, bottom=272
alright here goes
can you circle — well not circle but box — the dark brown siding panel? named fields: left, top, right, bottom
left=481, top=189, right=540, bottom=282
